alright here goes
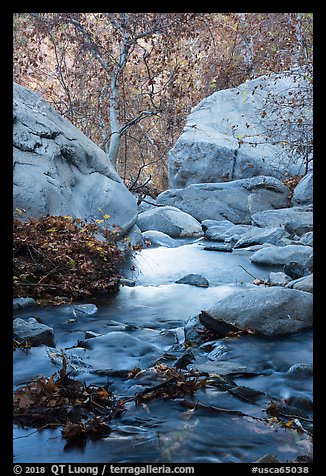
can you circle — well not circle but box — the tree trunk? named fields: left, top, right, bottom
left=238, top=13, right=254, bottom=78
left=107, top=72, right=121, bottom=168
left=290, top=13, right=305, bottom=68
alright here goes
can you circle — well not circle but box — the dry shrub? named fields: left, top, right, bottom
left=13, top=215, right=125, bottom=304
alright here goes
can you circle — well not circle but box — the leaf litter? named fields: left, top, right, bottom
left=13, top=356, right=125, bottom=444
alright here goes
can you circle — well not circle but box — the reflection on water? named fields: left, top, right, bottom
left=127, top=242, right=278, bottom=286
left=13, top=241, right=313, bottom=463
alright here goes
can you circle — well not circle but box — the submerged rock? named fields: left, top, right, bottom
left=199, top=286, right=313, bottom=336
left=254, top=454, right=281, bottom=464
left=287, top=363, right=313, bottom=377
left=119, top=278, right=136, bottom=287
left=82, top=331, right=160, bottom=370
left=202, top=243, right=233, bottom=252
left=71, top=304, right=98, bottom=316
left=85, top=331, right=101, bottom=339
left=175, top=274, right=209, bottom=287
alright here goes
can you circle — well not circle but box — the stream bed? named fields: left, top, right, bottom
left=13, top=240, right=313, bottom=463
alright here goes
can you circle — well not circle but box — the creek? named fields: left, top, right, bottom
left=13, top=239, right=313, bottom=463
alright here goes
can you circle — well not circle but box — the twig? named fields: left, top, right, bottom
left=238, top=265, right=257, bottom=280
left=37, top=265, right=60, bottom=285
left=17, top=282, right=60, bottom=288
left=180, top=398, right=257, bottom=418
left=13, top=422, right=61, bottom=440
left=140, top=199, right=164, bottom=208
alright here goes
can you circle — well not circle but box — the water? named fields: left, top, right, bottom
left=13, top=241, right=313, bottom=463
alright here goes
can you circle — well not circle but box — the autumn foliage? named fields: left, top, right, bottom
left=13, top=13, right=313, bottom=190
left=13, top=355, right=125, bottom=443
left=13, top=215, right=125, bottom=304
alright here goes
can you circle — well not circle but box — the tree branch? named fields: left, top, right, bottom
left=68, top=18, right=116, bottom=73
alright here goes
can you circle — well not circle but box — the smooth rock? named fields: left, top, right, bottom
left=137, top=206, right=203, bottom=238
left=85, top=331, right=101, bottom=339
left=234, top=226, right=290, bottom=248
left=168, top=71, right=312, bottom=188
left=251, top=206, right=313, bottom=236
left=119, top=278, right=136, bottom=287
left=201, top=219, right=234, bottom=238
left=13, top=317, right=55, bottom=347
left=137, top=195, right=158, bottom=213
left=284, top=395, right=313, bottom=411
left=13, top=82, right=137, bottom=235
left=13, top=297, right=36, bottom=310
left=82, top=331, right=160, bottom=370
left=202, top=243, right=233, bottom=252
left=298, top=231, right=313, bottom=247
left=193, top=361, right=247, bottom=375
left=199, top=286, right=313, bottom=336
left=287, top=363, right=313, bottom=377
left=175, top=274, right=209, bottom=287
left=267, top=272, right=291, bottom=287
left=157, top=176, right=289, bottom=224
left=283, top=261, right=312, bottom=280
left=286, top=274, right=313, bottom=293
left=142, top=230, right=177, bottom=248
left=71, top=304, right=98, bottom=316
left=118, top=224, right=144, bottom=253
left=292, top=171, right=313, bottom=206
left=208, top=224, right=253, bottom=243
left=250, top=245, right=313, bottom=268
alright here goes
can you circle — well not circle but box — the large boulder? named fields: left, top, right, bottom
left=250, top=244, right=313, bottom=269
left=199, top=286, right=313, bottom=337
left=168, top=70, right=312, bottom=188
left=13, top=83, right=138, bottom=235
left=157, top=176, right=289, bottom=223
left=251, top=206, right=313, bottom=236
left=137, top=206, right=203, bottom=238
left=234, top=226, right=290, bottom=248
left=292, top=172, right=313, bottom=206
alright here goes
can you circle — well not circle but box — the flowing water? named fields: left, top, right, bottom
left=13, top=240, right=313, bottom=463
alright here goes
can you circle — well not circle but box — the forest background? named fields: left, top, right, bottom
left=13, top=12, right=313, bottom=194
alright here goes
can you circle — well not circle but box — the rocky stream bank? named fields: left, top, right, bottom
left=13, top=72, right=313, bottom=463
